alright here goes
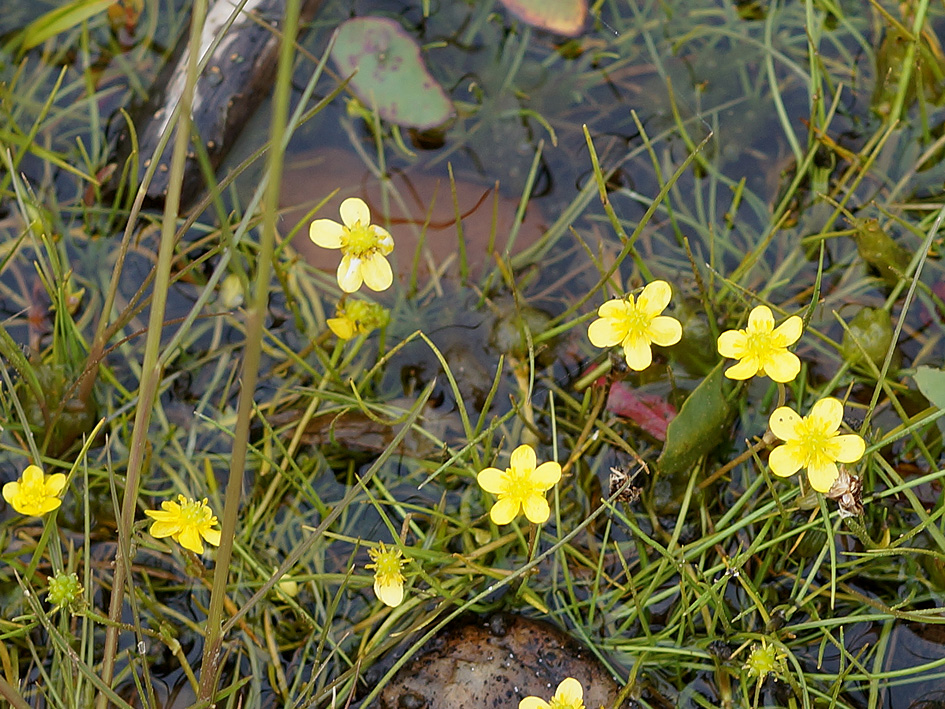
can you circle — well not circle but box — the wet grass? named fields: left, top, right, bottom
left=2, top=0, right=945, bottom=707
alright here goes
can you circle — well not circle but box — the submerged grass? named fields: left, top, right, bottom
left=2, top=0, right=945, bottom=707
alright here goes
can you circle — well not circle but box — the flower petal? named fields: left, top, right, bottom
left=522, top=494, right=551, bottom=524
left=598, top=299, right=630, bottom=318
left=772, top=314, right=803, bottom=346
left=37, top=496, right=63, bottom=515
left=22, top=465, right=45, bottom=486
left=177, top=526, right=205, bottom=554
left=623, top=337, right=653, bottom=371
left=202, top=528, right=222, bottom=547
left=519, top=699, right=551, bottom=709
left=829, top=434, right=866, bottom=463
left=807, top=461, right=840, bottom=493
left=340, top=197, right=370, bottom=227
left=477, top=467, right=507, bottom=494
left=724, top=358, right=760, bottom=380
left=761, top=350, right=800, bottom=383
left=648, top=315, right=682, bottom=346
left=717, top=330, right=747, bottom=359
left=44, top=473, right=67, bottom=496
left=309, top=219, right=344, bottom=248
left=555, top=678, right=584, bottom=705
left=337, top=254, right=364, bottom=293
left=489, top=497, right=520, bottom=525
left=808, top=397, right=843, bottom=434
left=361, top=253, right=393, bottom=292
left=769, top=443, right=804, bottom=478
left=531, top=461, right=562, bottom=489
left=747, top=305, right=774, bottom=333
left=374, top=577, right=404, bottom=607
left=2, top=481, right=20, bottom=505
left=147, top=519, right=182, bottom=539
left=510, top=444, right=537, bottom=472
left=588, top=317, right=626, bottom=348
left=769, top=407, right=801, bottom=441
left=328, top=316, right=356, bottom=340
left=372, top=226, right=394, bottom=254
left=637, top=280, right=672, bottom=316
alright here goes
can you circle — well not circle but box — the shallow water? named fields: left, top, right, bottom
left=3, top=1, right=945, bottom=707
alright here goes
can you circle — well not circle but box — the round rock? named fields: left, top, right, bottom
left=376, top=614, right=626, bottom=709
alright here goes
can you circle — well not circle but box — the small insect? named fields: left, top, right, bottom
left=609, top=463, right=645, bottom=503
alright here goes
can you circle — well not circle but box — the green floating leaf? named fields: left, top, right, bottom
left=657, top=361, right=733, bottom=476
left=498, top=0, right=588, bottom=36
left=331, top=17, right=453, bottom=130
left=19, top=0, right=114, bottom=50
left=914, top=366, right=945, bottom=410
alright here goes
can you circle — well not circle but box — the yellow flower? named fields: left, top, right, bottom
left=520, top=677, right=585, bottom=709
left=587, top=280, right=682, bottom=371
left=2, top=465, right=66, bottom=516
left=145, top=495, right=222, bottom=554
left=309, top=197, right=394, bottom=293
left=717, top=305, right=802, bottom=383
left=366, top=542, right=406, bottom=607
left=768, top=398, right=866, bottom=492
left=327, top=299, right=389, bottom=339
left=477, top=444, right=561, bottom=525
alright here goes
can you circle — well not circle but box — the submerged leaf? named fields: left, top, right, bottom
left=605, top=382, right=676, bottom=442
left=497, top=0, right=588, bottom=36
left=853, top=218, right=911, bottom=286
left=841, top=307, right=895, bottom=370
left=331, top=17, right=453, bottom=129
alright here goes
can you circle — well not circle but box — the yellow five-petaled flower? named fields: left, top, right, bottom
left=366, top=542, right=406, bottom=607
left=145, top=495, right=222, bottom=554
left=768, top=397, right=865, bottom=492
left=309, top=197, right=394, bottom=293
left=2, top=464, right=66, bottom=516
left=477, top=444, right=562, bottom=525
left=717, top=305, right=803, bottom=383
left=587, top=280, right=682, bottom=371
left=520, top=677, right=586, bottom=709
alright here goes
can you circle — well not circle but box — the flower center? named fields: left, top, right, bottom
left=179, top=499, right=211, bottom=527
left=501, top=467, right=536, bottom=503
left=373, top=551, right=403, bottom=583
left=795, top=419, right=832, bottom=466
left=743, top=329, right=775, bottom=360
left=549, top=696, right=584, bottom=709
left=619, top=301, right=652, bottom=339
left=19, top=478, right=50, bottom=508
left=342, top=222, right=378, bottom=256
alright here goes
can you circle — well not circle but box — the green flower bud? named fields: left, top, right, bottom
left=47, top=571, right=83, bottom=610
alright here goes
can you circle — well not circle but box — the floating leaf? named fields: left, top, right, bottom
left=915, top=366, right=945, bottom=411
left=657, top=362, right=733, bottom=476
left=331, top=17, right=453, bottom=130
left=497, top=0, right=588, bottom=36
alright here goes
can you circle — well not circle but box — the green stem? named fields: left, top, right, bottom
left=196, top=0, right=300, bottom=701
left=97, top=1, right=208, bottom=703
